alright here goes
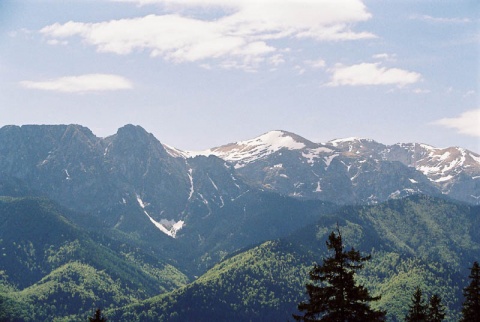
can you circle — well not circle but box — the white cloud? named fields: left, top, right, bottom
left=41, top=0, right=375, bottom=70
left=268, top=54, right=286, bottom=67
left=326, top=62, right=421, bottom=87
left=305, top=59, right=326, bottom=69
left=20, top=74, right=133, bottom=93
left=409, top=14, right=471, bottom=24
left=294, top=65, right=306, bottom=75
left=433, top=109, right=480, bottom=137
left=372, top=53, right=397, bottom=62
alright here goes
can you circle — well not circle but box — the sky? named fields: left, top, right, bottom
left=0, top=0, right=479, bottom=152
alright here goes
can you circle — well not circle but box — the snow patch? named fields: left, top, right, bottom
left=471, top=154, right=480, bottom=164
left=419, top=143, right=436, bottom=150
left=163, top=144, right=189, bottom=158
left=103, top=143, right=112, bottom=157
left=219, top=195, right=225, bottom=208
left=187, top=168, right=194, bottom=200
left=191, top=131, right=306, bottom=166
left=198, top=193, right=209, bottom=205
left=329, top=137, right=364, bottom=146
left=418, top=165, right=441, bottom=176
left=230, top=172, right=240, bottom=189
left=136, top=195, right=147, bottom=209
left=324, top=154, right=339, bottom=168
left=435, top=175, right=454, bottom=183
left=439, top=151, right=451, bottom=161
left=208, top=174, right=218, bottom=190
left=158, top=219, right=185, bottom=238
left=302, top=147, right=334, bottom=164
left=136, top=194, right=184, bottom=238
left=389, top=188, right=417, bottom=199
left=350, top=170, right=361, bottom=182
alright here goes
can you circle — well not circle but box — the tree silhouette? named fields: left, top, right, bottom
left=89, top=308, right=107, bottom=322
left=293, top=228, right=385, bottom=321
left=427, top=294, right=445, bottom=322
left=461, top=261, right=480, bottom=322
left=405, top=287, right=427, bottom=322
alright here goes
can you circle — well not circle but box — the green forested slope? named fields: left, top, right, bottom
left=109, top=240, right=311, bottom=321
left=110, top=195, right=479, bottom=321
left=0, top=197, right=189, bottom=321
left=0, top=195, right=478, bottom=321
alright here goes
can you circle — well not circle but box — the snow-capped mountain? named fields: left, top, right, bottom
left=382, top=143, right=480, bottom=204
left=190, top=130, right=322, bottom=167
left=0, top=124, right=478, bottom=247
left=190, top=131, right=480, bottom=205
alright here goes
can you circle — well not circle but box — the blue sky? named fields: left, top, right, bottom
left=1, top=0, right=478, bottom=152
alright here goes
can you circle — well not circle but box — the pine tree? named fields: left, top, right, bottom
left=461, top=261, right=480, bottom=322
left=89, top=308, right=107, bottom=322
left=293, top=228, right=386, bottom=321
left=427, top=294, right=445, bottom=322
left=405, top=287, right=427, bottom=322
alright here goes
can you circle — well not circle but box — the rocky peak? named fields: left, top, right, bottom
left=196, top=130, right=321, bottom=166
left=105, top=124, right=168, bottom=158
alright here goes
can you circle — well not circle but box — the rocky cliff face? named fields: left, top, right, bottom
left=0, top=124, right=253, bottom=238
left=198, top=131, right=480, bottom=205
left=0, top=125, right=478, bottom=242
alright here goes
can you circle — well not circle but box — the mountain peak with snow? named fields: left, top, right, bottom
left=327, top=137, right=371, bottom=145
left=191, top=130, right=319, bottom=166
left=148, top=127, right=480, bottom=204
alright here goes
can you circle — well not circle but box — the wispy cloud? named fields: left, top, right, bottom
left=305, top=59, right=326, bottom=69
left=433, top=109, right=480, bottom=137
left=40, top=0, right=375, bottom=71
left=372, top=53, right=397, bottom=62
left=409, top=14, right=471, bottom=24
left=20, top=74, right=133, bottom=93
left=412, top=88, right=431, bottom=94
left=326, top=62, right=421, bottom=87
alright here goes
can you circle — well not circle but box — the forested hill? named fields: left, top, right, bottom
left=108, top=195, right=480, bottom=322
left=0, top=196, right=189, bottom=321
left=0, top=194, right=478, bottom=321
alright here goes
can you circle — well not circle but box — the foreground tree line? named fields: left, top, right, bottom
left=293, top=229, right=480, bottom=322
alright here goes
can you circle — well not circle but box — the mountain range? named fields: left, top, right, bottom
left=0, top=124, right=479, bottom=321
left=191, top=129, right=480, bottom=205
left=1, top=125, right=478, bottom=235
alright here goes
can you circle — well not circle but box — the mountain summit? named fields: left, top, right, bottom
left=192, top=130, right=331, bottom=167
left=185, top=130, right=480, bottom=205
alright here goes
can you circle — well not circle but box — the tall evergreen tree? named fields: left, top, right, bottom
left=427, top=294, right=445, bottom=322
left=89, top=308, right=107, bottom=322
left=461, top=261, right=480, bottom=322
left=293, top=229, right=385, bottom=321
left=405, top=287, right=427, bottom=322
